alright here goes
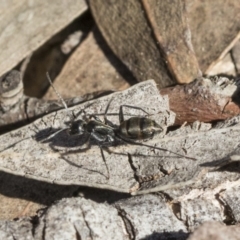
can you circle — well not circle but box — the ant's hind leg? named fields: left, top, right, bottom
left=115, top=135, right=196, bottom=161
left=119, top=105, right=150, bottom=123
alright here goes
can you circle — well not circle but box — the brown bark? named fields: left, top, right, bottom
left=160, top=77, right=240, bottom=125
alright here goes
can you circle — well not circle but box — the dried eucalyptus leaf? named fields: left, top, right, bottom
left=89, top=0, right=201, bottom=86
left=0, top=0, right=87, bottom=77
left=90, top=0, right=240, bottom=85
left=141, top=0, right=201, bottom=83
left=89, top=0, right=176, bottom=87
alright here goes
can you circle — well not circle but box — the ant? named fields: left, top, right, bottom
left=45, top=73, right=195, bottom=179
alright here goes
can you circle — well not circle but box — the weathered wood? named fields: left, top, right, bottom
left=1, top=80, right=240, bottom=196
left=0, top=196, right=188, bottom=239
left=0, top=70, right=23, bottom=112
left=0, top=80, right=175, bottom=193
left=1, top=186, right=240, bottom=239
left=0, top=218, right=33, bottom=239
left=34, top=198, right=127, bottom=240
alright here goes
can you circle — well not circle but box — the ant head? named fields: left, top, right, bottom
left=68, top=119, right=86, bottom=136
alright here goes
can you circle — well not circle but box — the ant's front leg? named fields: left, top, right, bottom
left=40, top=127, right=69, bottom=142
left=71, top=102, right=96, bottom=122
left=88, top=115, right=102, bottom=123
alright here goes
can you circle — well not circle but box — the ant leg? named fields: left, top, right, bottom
left=71, top=102, right=97, bottom=121
left=99, top=147, right=110, bottom=179
left=104, top=98, right=114, bottom=126
left=88, top=115, right=102, bottom=123
left=70, top=108, right=85, bottom=123
left=115, top=135, right=196, bottom=161
left=40, top=127, right=69, bottom=143
left=119, top=105, right=150, bottom=123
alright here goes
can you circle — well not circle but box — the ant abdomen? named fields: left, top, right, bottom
left=118, top=117, right=163, bottom=140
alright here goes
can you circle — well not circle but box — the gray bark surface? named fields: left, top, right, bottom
left=0, top=197, right=189, bottom=240
left=0, top=80, right=175, bottom=193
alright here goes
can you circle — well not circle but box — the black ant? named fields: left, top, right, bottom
left=45, top=73, right=195, bottom=179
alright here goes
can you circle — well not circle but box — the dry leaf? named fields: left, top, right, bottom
left=0, top=0, right=87, bottom=78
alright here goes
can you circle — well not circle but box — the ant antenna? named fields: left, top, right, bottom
left=41, top=72, right=73, bottom=142
left=46, top=72, right=68, bottom=110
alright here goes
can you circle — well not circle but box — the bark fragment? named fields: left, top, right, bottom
left=160, top=77, right=239, bottom=125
